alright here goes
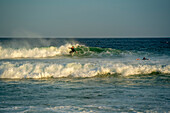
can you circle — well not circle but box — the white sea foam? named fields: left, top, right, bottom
left=0, top=43, right=129, bottom=59
left=0, top=105, right=94, bottom=113
left=0, top=44, right=81, bottom=59
left=0, top=61, right=169, bottom=79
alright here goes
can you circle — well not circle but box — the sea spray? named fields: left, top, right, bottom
left=0, top=44, right=76, bottom=59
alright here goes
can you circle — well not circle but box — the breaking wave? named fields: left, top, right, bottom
left=0, top=61, right=169, bottom=79
left=0, top=43, right=128, bottom=59
left=0, top=38, right=169, bottom=79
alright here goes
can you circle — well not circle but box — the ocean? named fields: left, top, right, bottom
left=0, top=38, right=170, bottom=112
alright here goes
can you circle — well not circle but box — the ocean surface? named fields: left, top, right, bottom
left=0, top=38, right=170, bottom=112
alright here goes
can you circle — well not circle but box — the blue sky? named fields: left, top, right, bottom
left=0, top=0, right=170, bottom=37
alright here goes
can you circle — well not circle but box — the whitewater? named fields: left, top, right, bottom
left=0, top=38, right=169, bottom=79
left=0, top=38, right=170, bottom=112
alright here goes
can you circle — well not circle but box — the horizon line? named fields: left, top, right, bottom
left=0, top=36, right=170, bottom=38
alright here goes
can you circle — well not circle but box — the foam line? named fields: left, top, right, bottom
left=0, top=62, right=169, bottom=79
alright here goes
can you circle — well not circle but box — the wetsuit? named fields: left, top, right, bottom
left=70, top=48, right=76, bottom=53
left=142, top=57, right=149, bottom=60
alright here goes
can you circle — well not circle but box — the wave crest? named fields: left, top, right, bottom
left=0, top=44, right=126, bottom=59
left=0, top=44, right=76, bottom=59
left=0, top=62, right=169, bottom=79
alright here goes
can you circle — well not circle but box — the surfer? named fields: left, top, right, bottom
left=69, top=46, right=76, bottom=54
left=142, top=57, right=150, bottom=60
left=136, top=57, right=150, bottom=60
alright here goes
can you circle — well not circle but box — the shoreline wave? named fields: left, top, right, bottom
left=0, top=62, right=169, bottom=79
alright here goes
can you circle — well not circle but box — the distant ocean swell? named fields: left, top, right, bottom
left=0, top=61, right=169, bottom=79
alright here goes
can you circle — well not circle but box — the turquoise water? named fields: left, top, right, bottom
left=1, top=76, right=170, bottom=112
left=0, top=38, right=170, bottom=112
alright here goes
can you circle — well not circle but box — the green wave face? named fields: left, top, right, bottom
left=74, top=46, right=123, bottom=57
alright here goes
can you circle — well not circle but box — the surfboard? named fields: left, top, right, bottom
left=136, top=58, right=150, bottom=60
